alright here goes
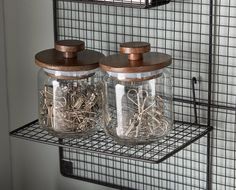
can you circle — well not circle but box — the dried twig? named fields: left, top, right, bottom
left=39, top=81, right=101, bottom=135
left=118, top=89, right=170, bottom=139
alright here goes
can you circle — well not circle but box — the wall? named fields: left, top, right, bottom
left=3, top=0, right=113, bottom=189
left=0, top=0, right=12, bottom=189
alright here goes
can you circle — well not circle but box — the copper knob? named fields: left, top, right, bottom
left=55, top=40, right=85, bottom=58
left=120, top=42, right=150, bottom=61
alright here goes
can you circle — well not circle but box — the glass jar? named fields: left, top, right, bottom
left=100, top=42, right=173, bottom=145
left=35, top=40, right=104, bottom=138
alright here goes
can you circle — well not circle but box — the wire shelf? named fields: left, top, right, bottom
left=10, top=120, right=212, bottom=164
left=59, top=0, right=171, bottom=9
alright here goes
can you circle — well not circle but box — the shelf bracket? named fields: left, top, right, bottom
left=59, top=147, right=73, bottom=176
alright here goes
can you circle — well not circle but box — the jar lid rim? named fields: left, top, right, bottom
left=35, top=49, right=104, bottom=71
left=99, top=52, right=171, bottom=73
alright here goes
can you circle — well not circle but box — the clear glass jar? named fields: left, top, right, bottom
left=38, top=69, right=102, bottom=138
left=100, top=42, right=173, bottom=145
left=35, top=40, right=104, bottom=138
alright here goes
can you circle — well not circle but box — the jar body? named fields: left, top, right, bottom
left=38, top=69, right=102, bottom=138
left=102, top=69, right=173, bottom=145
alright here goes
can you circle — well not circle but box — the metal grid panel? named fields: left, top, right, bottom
left=53, top=0, right=215, bottom=189
left=60, top=144, right=208, bottom=190
left=211, top=1, right=236, bottom=189
left=54, top=0, right=211, bottom=124
left=10, top=120, right=211, bottom=164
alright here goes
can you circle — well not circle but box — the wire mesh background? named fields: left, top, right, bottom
left=54, top=0, right=236, bottom=189
left=61, top=144, right=208, bottom=190
left=211, top=1, right=236, bottom=189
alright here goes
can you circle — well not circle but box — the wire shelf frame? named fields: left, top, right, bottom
left=56, top=0, right=171, bottom=9
left=59, top=144, right=209, bottom=190
left=10, top=120, right=212, bottom=164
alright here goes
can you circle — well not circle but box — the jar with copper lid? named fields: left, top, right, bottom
left=100, top=42, right=173, bottom=145
left=35, top=40, right=104, bottom=138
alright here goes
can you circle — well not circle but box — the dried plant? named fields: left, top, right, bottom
left=39, top=81, right=101, bottom=136
left=115, top=89, right=170, bottom=139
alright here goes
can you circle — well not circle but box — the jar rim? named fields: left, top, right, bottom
left=106, top=69, right=164, bottom=82
left=44, top=68, right=98, bottom=80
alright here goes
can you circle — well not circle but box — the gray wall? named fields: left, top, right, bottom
left=0, top=0, right=11, bottom=189
left=3, top=0, right=112, bottom=189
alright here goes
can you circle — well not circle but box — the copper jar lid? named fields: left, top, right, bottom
left=35, top=40, right=104, bottom=71
left=99, top=42, right=171, bottom=73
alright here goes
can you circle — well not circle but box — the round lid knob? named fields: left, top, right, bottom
left=55, top=40, right=85, bottom=58
left=120, top=42, right=150, bottom=61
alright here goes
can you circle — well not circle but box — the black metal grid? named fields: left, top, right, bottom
left=65, top=0, right=171, bottom=9
left=10, top=0, right=236, bottom=189
left=10, top=120, right=211, bottom=164
left=211, top=1, right=236, bottom=189
left=51, top=0, right=225, bottom=189
left=60, top=144, right=209, bottom=190
left=54, top=0, right=213, bottom=124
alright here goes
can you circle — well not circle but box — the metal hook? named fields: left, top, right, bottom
left=192, top=77, right=198, bottom=124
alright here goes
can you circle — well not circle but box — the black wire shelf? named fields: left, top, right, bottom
left=61, top=0, right=171, bottom=9
left=10, top=120, right=212, bottom=164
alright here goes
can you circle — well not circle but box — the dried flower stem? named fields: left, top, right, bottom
left=122, top=89, right=170, bottom=138
left=39, top=81, right=101, bottom=135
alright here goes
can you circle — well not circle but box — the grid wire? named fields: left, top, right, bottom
left=10, top=120, right=210, bottom=164
left=53, top=0, right=216, bottom=189
left=211, top=1, right=236, bottom=189
left=55, top=0, right=211, bottom=124
left=61, top=145, right=208, bottom=190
